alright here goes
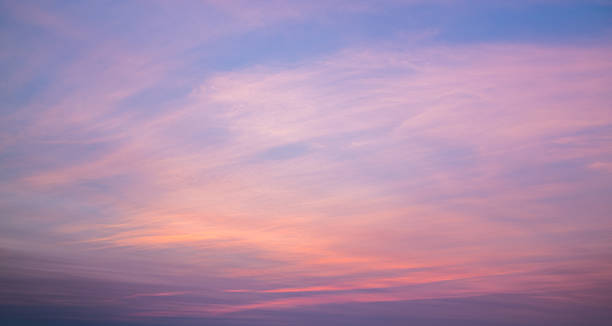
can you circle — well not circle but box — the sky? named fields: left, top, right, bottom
left=1, top=1, right=612, bottom=325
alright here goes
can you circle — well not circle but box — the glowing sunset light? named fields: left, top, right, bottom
left=1, top=1, right=611, bottom=325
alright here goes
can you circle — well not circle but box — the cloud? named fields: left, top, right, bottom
left=588, top=161, right=612, bottom=173
left=1, top=9, right=611, bottom=320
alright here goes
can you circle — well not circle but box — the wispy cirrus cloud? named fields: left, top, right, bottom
left=3, top=41, right=611, bottom=321
left=1, top=1, right=612, bottom=325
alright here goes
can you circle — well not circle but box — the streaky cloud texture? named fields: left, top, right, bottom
left=1, top=1, right=612, bottom=325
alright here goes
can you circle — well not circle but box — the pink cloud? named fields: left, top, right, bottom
left=3, top=42, right=611, bottom=317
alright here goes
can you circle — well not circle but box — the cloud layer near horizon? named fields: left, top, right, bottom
left=1, top=1, right=612, bottom=325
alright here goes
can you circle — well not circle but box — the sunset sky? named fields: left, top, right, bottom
left=1, top=1, right=612, bottom=325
